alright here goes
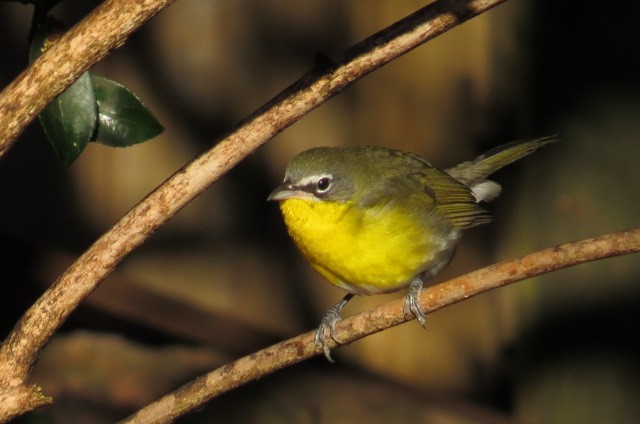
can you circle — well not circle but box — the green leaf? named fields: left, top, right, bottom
left=92, top=75, right=164, bottom=147
left=30, top=16, right=97, bottom=165
left=28, top=14, right=162, bottom=163
left=38, top=73, right=97, bottom=165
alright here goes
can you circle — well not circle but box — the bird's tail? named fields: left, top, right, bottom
left=446, top=135, right=558, bottom=186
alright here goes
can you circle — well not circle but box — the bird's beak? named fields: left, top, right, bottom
left=268, top=184, right=298, bottom=201
left=268, top=183, right=315, bottom=201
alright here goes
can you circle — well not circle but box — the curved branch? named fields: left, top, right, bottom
left=0, top=0, right=509, bottom=420
left=0, top=0, right=176, bottom=157
left=121, top=229, right=640, bottom=423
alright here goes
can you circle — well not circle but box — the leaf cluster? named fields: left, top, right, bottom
left=29, top=13, right=163, bottom=165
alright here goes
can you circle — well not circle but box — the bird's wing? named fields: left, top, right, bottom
left=422, top=168, right=493, bottom=229
left=359, top=168, right=491, bottom=230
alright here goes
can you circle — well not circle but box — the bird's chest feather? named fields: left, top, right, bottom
left=279, top=198, right=447, bottom=294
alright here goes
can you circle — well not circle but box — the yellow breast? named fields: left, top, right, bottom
left=279, top=198, right=442, bottom=295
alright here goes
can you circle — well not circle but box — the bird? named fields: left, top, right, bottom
left=268, top=136, right=557, bottom=361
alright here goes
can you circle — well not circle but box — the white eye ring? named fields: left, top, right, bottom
left=315, top=176, right=332, bottom=193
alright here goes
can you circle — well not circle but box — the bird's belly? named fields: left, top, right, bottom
left=280, top=199, right=454, bottom=295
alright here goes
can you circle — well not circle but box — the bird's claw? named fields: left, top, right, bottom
left=404, top=278, right=427, bottom=328
left=314, top=307, right=343, bottom=362
left=313, top=293, right=354, bottom=362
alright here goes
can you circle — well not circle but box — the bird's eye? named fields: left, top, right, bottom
left=315, top=177, right=332, bottom=193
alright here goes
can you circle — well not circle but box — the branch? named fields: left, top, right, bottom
left=0, top=0, right=176, bottom=157
left=121, top=229, right=640, bottom=423
left=0, top=0, right=509, bottom=420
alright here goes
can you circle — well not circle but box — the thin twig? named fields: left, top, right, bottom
left=121, top=229, right=640, bottom=423
left=0, top=0, right=508, bottom=420
left=0, top=0, right=176, bottom=157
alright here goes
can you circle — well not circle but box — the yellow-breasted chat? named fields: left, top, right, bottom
left=269, top=136, right=557, bottom=361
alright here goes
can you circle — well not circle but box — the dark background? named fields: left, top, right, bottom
left=1, top=1, right=639, bottom=422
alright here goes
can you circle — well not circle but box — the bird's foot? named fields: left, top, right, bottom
left=314, top=308, right=342, bottom=363
left=404, top=278, right=427, bottom=328
left=314, top=293, right=354, bottom=362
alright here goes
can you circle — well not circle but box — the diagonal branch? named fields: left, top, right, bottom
left=121, top=228, right=640, bottom=423
left=0, top=0, right=177, bottom=157
left=0, top=0, right=509, bottom=420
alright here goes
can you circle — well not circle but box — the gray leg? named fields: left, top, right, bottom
left=315, top=293, right=354, bottom=362
left=404, top=278, right=427, bottom=327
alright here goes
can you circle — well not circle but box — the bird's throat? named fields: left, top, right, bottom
left=279, top=198, right=447, bottom=295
